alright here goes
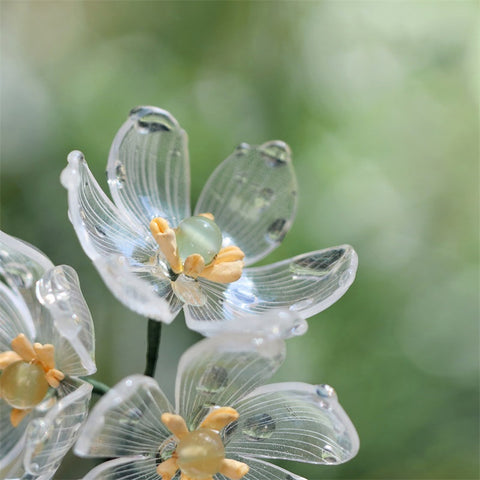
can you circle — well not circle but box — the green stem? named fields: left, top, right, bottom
left=83, top=377, right=110, bottom=396
left=144, top=318, right=162, bottom=377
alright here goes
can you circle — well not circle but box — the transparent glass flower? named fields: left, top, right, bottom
left=61, top=106, right=358, bottom=335
left=75, top=313, right=359, bottom=480
left=0, top=231, right=96, bottom=479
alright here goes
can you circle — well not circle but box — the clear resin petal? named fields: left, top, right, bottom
left=107, top=106, right=191, bottom=228
left=94, top=255, right=181, bottom=323
left=175, top=333, right=285, bottom=429
left=83, top=456, right=161, bottom=480
left=0, top=399, right=30, bottom=473
left=216, top=456, right=306, bottom=480
left=195, top=141, right=297, bottom=266
left=0, top=281, right=35, bottom=351
left=75, top=375, right=173, bottom=458
left=35, top=265, right=95, bottom=376
left=61, top=150, right=155, bottom=264
left=185, top=246, right=358, bottom=335
left=23, top=378, right=92, bottom=478
left=224, top=382, right=359, bottom=465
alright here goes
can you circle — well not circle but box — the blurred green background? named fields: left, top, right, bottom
left=1, top=1, right=478, bottom=479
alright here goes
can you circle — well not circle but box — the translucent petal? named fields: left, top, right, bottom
left=175, top=333, right=285, bottom=429
left=0, top=399, right=29, bottom=473
left=61, top=150, right=155, bottom=264
left=195, top=141, right=297, bottom=266
left=0, top=281, right=35, bottom=351
left=224, top=382, right=359, bottom=465
left=75, top=375, right=173, bottom=458
left=83, top=456, right=161, bottom=480
left=23, top=378, right=92, bottom=478
left=216, top=456, right=306, bottom=480
left=94, top=255, right=181, bottom=323
left=185, top=246, right=358, bottom=335
left=106, top=106, right=191, bottom=228
left=35, top=265, right=95, bottom=376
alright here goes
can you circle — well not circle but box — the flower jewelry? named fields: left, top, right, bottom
left=75, top=314, right=359, bottom=480
left=61, top=106, right=358, bottom=335
left=0, top=231, right=96, bottom=479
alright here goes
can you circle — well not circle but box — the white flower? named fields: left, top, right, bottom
left=75, top=313, right=359, bottom=480
left=0, top=231, right=96, bottom=479
left=61, top=106, right=358, bottom=335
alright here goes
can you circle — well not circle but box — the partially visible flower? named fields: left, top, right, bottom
left=61, top=106, right=358, bottom=335
left=75, top=313, right=359, bottom=480
left=0, top=231, right=96, bottom=479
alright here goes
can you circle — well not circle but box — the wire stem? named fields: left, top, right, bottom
left=83, top=377, right=110, bottom=396
left=144, top=318, right=162, bottom=377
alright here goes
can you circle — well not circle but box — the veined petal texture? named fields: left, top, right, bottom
left=23, top=378, right=92, bottom=478
left=35, top=265, right=95, bottom=376
left=175, top=333, right=285, bottom=429
left=83, top=456, right=160, bottom=480
left=216, top=456, right=306, bottom=480
left=61, top=150, right=155, bottom=264
left=225, top=383, right=359, bottom=465
left=75, top=375, right=173, bottom=458
left=107, top=106, right=191, bottom=228
left=195, top=141, right=297, bottom=266
left=185, top=246, right=358, bottom=334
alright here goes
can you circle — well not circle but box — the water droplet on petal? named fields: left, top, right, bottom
left=113, top=161, right=127, bottom=188
left=158, top=437, right=177, bottom=462
left=242, top=413, right=276, bottom=440
left=316, top=384, right=337, bottom=399
left=4, top=262, right=34, bottom=289
left=235, top=143, right=250, bottom=156
left=254, top=187, right=274, bottom=210
left=130, top=106, right=177, bottom=133
left=266, top=218, right=287, bottom=243
left=322, top=444, right=338, bottom=464
left=289, top=298, right=314, bottom=312
left=260, top=141, right=291, bottom=167
left=197, top=365, right=228, bottom=394
left=94, top=225, right=107, bottom=238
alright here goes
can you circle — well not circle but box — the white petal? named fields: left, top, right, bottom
left=0, top=281, right=35, bottom=352
left=185, top=246, right=358, bottom=335
left=23, top=378, right=92, bottom=478
left=216, top=456, right=306, bottom=480
left=195, top=141, right=297, bottom=266
left=35, top=265, right=95, bottom=376
left=83, top=456, right=160, bottom=480
left=175, top=333, right=285, bottom=429
left=75, top=375, right=173, bottom=458
left=107, top=106, right=191, bottom=228
left=61, top=150, right=155, bottom=264
left=224, top=383, right=359, bottom=465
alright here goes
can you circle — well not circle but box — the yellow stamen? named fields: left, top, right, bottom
left=45, top=368, right=65, bottom=388
left=198, top=213, right=214, bottom=221
left=150, top=218, right=183, bottom=274
left=215, top=246, right=245, bottom=264
left=199, top=260, right=244, bottom=283
left=10, top=408, right=30, bottom=427
left=156, top=457, right=179, bottom=480
left=219, top=459, right=250, bottom=480
left=33, top=343, right=55, bottom=371
left=161, top=412, right=189, bottom=440
left=0, top=351, right=22, bottom=369
left=11, top=334, right=36, bottom=362
left=200, top=407, right=239, bottom=431
left=183, top=254, right=205, bottom=279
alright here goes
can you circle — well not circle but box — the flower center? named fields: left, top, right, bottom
left=176, top=428, right=225, bottom=479
left=175, top=216, right=223, bottom=265
left=0, top=361, right=49, bottom=409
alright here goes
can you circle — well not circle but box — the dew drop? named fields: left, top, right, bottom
left=316, top=384, right=337, bottom=399
left=114, top=161, right=127, bottom=188
left=157, top=437, right=177, bottom=462
left=197, top=365, right=228, bottom=394
left=254, top=187, right=274, bottom=210
left=289, top=298, right=313, bottom=312
left=235, top=143, right=250, bottom=156
left=260, top=141, right=290, bottom=167
left=130, top=106, right=177, bottom=133
left=322, top=444, right=338, bottom=464
left=242, top=413, right=276, bottom=440
left=266, top=218, right=287, bottom=243
left=4, top=262, right=34, bottom=289
left=94, top=225, right=107, bottom=237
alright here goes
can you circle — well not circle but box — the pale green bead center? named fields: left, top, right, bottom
left=176, top=428, right=225, bottom=479
left=175, top=216, right=222, bottom=265
left=0, top=361, right=49, bottom=409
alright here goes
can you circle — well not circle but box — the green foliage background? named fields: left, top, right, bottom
left=1, top=1, right=478, bottom=479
